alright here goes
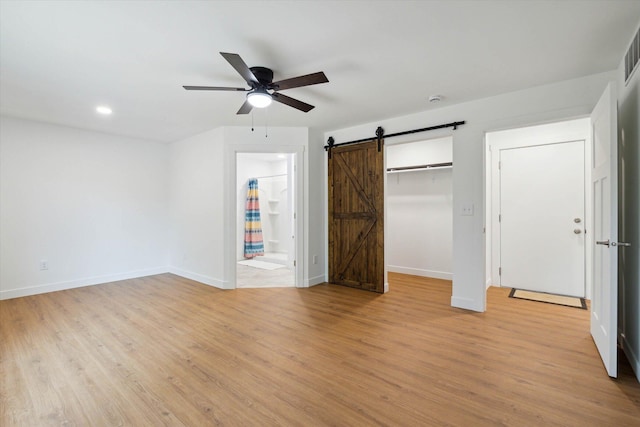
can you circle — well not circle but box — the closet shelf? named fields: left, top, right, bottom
left=268, top=212, right=280, bottom=215
left=387, top=162, right=452, bottom=173
left=268, top=199, right=279, bottom=203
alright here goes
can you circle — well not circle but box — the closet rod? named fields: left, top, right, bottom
left=387, top=162, right=453, bottom=172
left=324, top=120, right=465, bottom=152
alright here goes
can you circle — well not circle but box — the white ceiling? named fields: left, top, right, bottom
left=1, top=1, right=639, bottom=143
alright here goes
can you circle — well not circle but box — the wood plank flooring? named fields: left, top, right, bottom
left=1, top=273, right=638, bottom=426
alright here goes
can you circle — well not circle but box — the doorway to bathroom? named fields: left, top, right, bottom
left=236, top=152, right=296, bottom=288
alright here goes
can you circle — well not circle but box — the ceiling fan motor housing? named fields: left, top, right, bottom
left=250, top=66, right=274, bottom=87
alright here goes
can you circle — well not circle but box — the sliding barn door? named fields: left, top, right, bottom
left=328, top=140, right=384, bottom=292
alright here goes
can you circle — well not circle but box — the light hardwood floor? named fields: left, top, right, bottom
left=1, top=273, right=638, bottom=426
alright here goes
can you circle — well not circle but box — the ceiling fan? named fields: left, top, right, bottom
left=183, top=52, right=329, bottom=114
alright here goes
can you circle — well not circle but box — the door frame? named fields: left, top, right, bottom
left=484, top=118, right=593, bottom=298
left=225, top=144, right=305, bottom=289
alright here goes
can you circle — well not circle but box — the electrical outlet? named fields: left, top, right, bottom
left=39, top=260, right=49, bottom=271
left=461, top=203, right=474, bottom=216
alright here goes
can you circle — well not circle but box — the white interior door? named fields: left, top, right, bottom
left=500, top=140, right=585, bottom=297
left=590, top=82, right=618, bottom=378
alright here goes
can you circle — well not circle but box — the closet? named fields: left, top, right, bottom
left=386, top=136, right=453, bottom=280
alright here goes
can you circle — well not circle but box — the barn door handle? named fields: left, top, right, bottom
left=596, top=240, right=610, bottom=247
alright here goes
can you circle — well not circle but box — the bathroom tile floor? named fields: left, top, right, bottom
left=236, top=263, right=295, bottom=288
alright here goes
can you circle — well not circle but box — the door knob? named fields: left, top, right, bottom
left=574, top=218, right=582, bottom=223
left=574, top=229, right=582, bottom=234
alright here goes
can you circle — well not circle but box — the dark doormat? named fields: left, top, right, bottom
left=509, top=288, right=587, bottom=309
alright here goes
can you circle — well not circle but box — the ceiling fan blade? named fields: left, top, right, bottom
left=270, top=72, right=328, bottom=91
left=220, top=52, right=259, bottom=86
left=183, top=85, right=248, bottom=91
left=271, top=92, right=314, bottom=112
left=237, top=99, right=253, bottom=115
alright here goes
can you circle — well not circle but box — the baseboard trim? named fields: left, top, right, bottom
left=168, top=267, right=228, bottom=289
left=621, top=334, right=640, bottom=382
left=387, top=265, right=453, bottom=281
left=0, top=267, right=169, bottom=300
left=305, top=274, right=326, bottom=287
left=451, top=295, right=485, bottom=312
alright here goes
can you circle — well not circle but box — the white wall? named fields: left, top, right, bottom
left=386, top=136, right=453, bottom=168
left=616, top=26, right=640, bottom=381
left=308, top=128, right=327, bottom=286
left=0, top=116, right=169, bottom=299
left=0, top=120, right=314, bottom=297
left=325, top=70, right=615, bottom=312
left=168, top=127, right=226, bottom=288
left=387, top=169, right=453, bottom=279
left=169, top=127, right=309, bottom=289
left=386, top=137, right=453, bottom=280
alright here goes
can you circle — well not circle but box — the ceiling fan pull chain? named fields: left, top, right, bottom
left=251, top=109, right=254, bottom=132
left=265, top=108, right=268, bottom=138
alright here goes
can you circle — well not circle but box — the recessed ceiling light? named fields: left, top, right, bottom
left=96, top=105, right=112, bottom=115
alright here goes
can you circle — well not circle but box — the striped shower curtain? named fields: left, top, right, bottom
left=243, top=178, right=264, bottom=258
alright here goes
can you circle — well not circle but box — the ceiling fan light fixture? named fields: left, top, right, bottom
left=96, top=105, right=112, bottom=115
left=247, top=89, right=272, bottom=108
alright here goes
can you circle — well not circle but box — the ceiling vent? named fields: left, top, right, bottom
left=624, top=25, right=640, bottom=84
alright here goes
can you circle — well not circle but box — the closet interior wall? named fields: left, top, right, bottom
left=386, top=137, right=453, bottom=280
